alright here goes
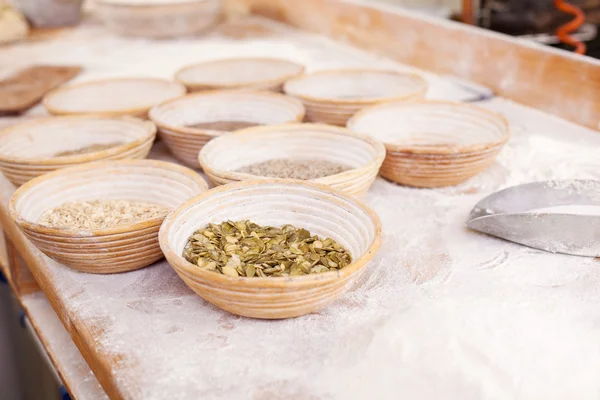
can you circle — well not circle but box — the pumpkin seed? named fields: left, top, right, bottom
left=182, top=220, right=352, bottom=278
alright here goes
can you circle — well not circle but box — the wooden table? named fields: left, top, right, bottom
left=2, top=1, right=600, bottom=399
left=0, top=214, right=108, bottom=399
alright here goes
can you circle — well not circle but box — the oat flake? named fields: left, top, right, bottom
left=37, top=200, right=170, bottom=229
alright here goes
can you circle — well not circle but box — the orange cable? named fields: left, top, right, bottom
left=462, top=0, right=474, bottom=25
left=554, top=0, right=587, bottom=54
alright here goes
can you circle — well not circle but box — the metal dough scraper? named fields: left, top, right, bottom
left=467, top=180, right=600, bottom=257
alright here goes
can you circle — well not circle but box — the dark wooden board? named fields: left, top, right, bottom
left=0, top=65, right=81, bottom=115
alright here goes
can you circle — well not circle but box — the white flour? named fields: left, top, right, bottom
left=2, top=16, right=600, bottom=400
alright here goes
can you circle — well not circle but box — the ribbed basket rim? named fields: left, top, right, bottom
left=0, top=116, right=156, bottom=165
left=198, top=123, right=386, bottom=183
left=149, top=90, right=306, bottom=137
left=159, top=179, right=382, bottom=288
left=174, top=57, right=305, bottom=90
left=0, top=135, right=154, bottom=170
left=283, top=68, right=428, bottom=105
left=348, top=100, right=510, bottom=155
left=43, top=77, right=187, bottom=116
left=9, top=159, right=208, bottom=237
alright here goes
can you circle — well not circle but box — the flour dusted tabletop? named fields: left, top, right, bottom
left=2, top=14, right=600, bottom=400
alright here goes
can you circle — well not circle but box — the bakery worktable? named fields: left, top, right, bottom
left=20, top=292, right=109, bottom=400
left=0, top=225, right=107, bottom=399
left=2, top=5, right=600, bottom=400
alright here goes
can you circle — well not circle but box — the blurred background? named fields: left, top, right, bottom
left=2, top=0, right=600, bottom=54
left=379, top=0, right=600, bottom=56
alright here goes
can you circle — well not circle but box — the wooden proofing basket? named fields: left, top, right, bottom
left=348, top=101, right=510, bottom=187
left=175, top=57, right=305, bottom=92
left=0, top=116, right=156, bottom=186
left=43, top=77, right=187, bottom=117
left=96, top=0, right=221, bottom=38
left=284, top=69, right=428, bottom=126
left=149, top=90, right=305, bottom=168
left=198, top=123, right=386, bottom=197
left=159, top=180, right=382, bottom=319
left=9, top=160, right=208, bottom=274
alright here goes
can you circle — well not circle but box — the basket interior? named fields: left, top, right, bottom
left=151, top=93, right=302, bottom=127
left=166, top=183, right=377, bottom=260
left=46, top=80, right=185, bottom=113
left=349, top=102, right=507, bottom=147
left=202, top=128, right=380, bottom=171
left=15, top=163, right=204, bottom=223
left=285, top=71, right=427, bottom=101
left=0, top=118, right=151, bottom=159
left=177, top=59, right=303, bottom=86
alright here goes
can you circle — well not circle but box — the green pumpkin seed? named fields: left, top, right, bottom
left=182, top=220, right=352, bottom=278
